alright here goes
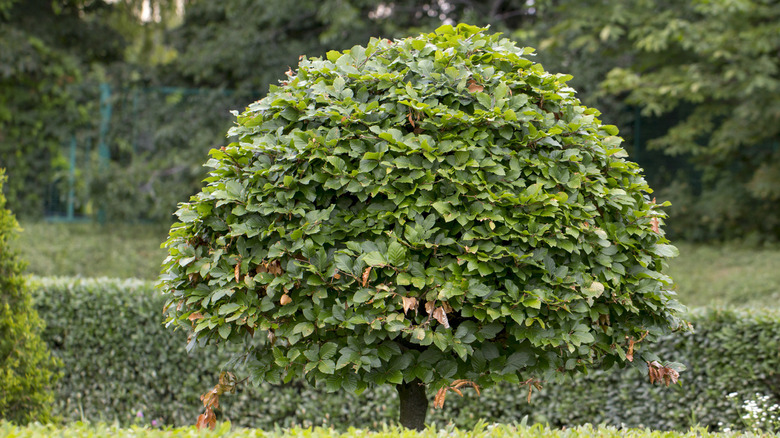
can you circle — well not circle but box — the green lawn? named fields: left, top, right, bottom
left=13, top=222, right=169, bottom=280
left=12, top=221, right=780, bottom=308
left=668, top=243, right=780, bottom=308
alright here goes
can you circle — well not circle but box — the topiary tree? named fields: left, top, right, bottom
left=160, top=24, right=688, bottom=430
left=0, top=168, right=60, bottom=424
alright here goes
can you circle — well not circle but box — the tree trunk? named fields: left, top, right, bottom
left=396, top=379, right=428, bottom=431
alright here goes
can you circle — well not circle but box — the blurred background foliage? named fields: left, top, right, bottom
left=0, top=0, right=778, bottom=242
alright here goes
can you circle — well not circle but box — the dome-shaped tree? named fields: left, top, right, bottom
left=160, top=24, right=688, bottom=430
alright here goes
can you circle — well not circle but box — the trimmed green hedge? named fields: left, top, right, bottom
left=32, top=277, right=779, bottom=430
left=0, top=421, right=767, bottom=438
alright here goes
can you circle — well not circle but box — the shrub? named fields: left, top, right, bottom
left=0, top=421, right=760, bottom=438
left=32, top=276, right=778, bottom=431
left=0, top=169, right=60, bottom=424
left=160, top=23, right=686, bottom=429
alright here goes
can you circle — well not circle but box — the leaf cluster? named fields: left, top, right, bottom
left=160, top=24, right=687, bottom=395
left=32, top=277, right=779, bottom=431
left=542, top=0, right=780, bottom=240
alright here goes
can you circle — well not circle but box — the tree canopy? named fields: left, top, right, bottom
left=540, top=0, right=780, bottom=240
left=160, top=24, right=688, bottom=429
left=1, top=0, right=777, bottom=233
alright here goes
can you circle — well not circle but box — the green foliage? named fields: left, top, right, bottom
left=88, top=87, right=253, bottom=223
left=543, top=0, right=780, bottom=241
left=0, top=421, right=769, bottom=438
left=0, top=421, right=773, bottom=438
left=33, top=277, right=232, bottom=426
left=13, top=221, right=780, bottom=308
left=31, top=276, right=779, bottom=431
left=0, top=0, right=129, bottom=218
left=0, top=16, right=84, bottom=217
left=161, top=24, right=686, bottom=400
left=0, top=170, right=60, bottom=424
left=166, top=1, right=544, bottom=91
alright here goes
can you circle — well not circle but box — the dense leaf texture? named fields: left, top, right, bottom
left=0, top=170, right=59, bottom=424
left=30, top=277, right=775, bottom=431
left=544, top=0, right=780, bottom=240
left=161, top=25, right=686, bottom=395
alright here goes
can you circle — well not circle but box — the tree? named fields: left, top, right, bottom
left=163, top=0, right=548, bottom=91
left=0, top=169, right=61, bottom=424
left=0, top=0, right=128, bottom=217
left=161, top=24, right=688, bottom=430
left=540, top=0, right=780, bottom=241
left=0, top=0, right=186, bottom=220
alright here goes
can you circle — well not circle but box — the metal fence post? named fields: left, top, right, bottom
left=97, top=83, right=112, bottom=224
left=67, top=135, right=77, bottom=221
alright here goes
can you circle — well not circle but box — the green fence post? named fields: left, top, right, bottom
left=67, top=135, right=77, bottom=220
left=97, top=83, right=112, bottom=224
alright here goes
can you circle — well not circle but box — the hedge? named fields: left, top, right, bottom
left=31, top=277, right=780, bottom=431
left=0, top=421, right=771, bottom=438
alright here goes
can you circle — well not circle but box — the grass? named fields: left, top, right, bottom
left=668, top=243, right=780, bottom=308
left=11, top=221, right=780, bottom=308
left=13, top=222, right=169, bottom=280
left=0, top=422, right=772, bottom=438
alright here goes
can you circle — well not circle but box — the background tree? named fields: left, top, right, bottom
left=0, top=0, right=187, bottom=219
left=160, top=25, right=688, bottom=430
left=539, top=0, right=780, bottom=241
left=0, top=169, right=61, bottom=424
left=0, top=0, right=101, bottom=217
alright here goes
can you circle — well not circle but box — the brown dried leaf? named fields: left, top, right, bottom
left=467, top=79, right=484, bottom=93
left=651, top=217, right=660, bottom=234
left=401, top=296, right=418, bottom=315
left=441, top=302, right=453, bottom=313
left=669, top=369, right=680, bottom=385
left=452, top=380, right=480, bottom=395
left=188, top=312, right=204, bottom=321
left=627, top=338, right=636, bottom=362
left=219, top=371, right=236, bottom=389
left=234, top=263, right=241, bottom=283
left=433, top=387, right=447, bottom=409
left=362, top=267, right=372, bottom=287
left=196, top=408, right=216, bottom=430
left=647, top=360, right=679, bottom=387
left=648, top=361, right=661, bottom=384
left=425, top=301, right=436, bottom=315
left=407, top=111, right=415, bottom=128
left=450, top=387, right=463, bottom=397
left=280, top=294, right=292, bottom=306
left=200, top=388, right=219, bottom=409
left=334, top=271, right=341, bottom=280
left=520, top=378, right=541, bottom=403
left=432, top=307, right=450, bottom=328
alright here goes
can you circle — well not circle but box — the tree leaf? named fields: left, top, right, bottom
left=387, top=241, right=407, bottom=266
left=363, top=251, right=387, bottom=267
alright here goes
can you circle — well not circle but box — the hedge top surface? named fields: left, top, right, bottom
left=160, top=24, right=687, bottom=395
